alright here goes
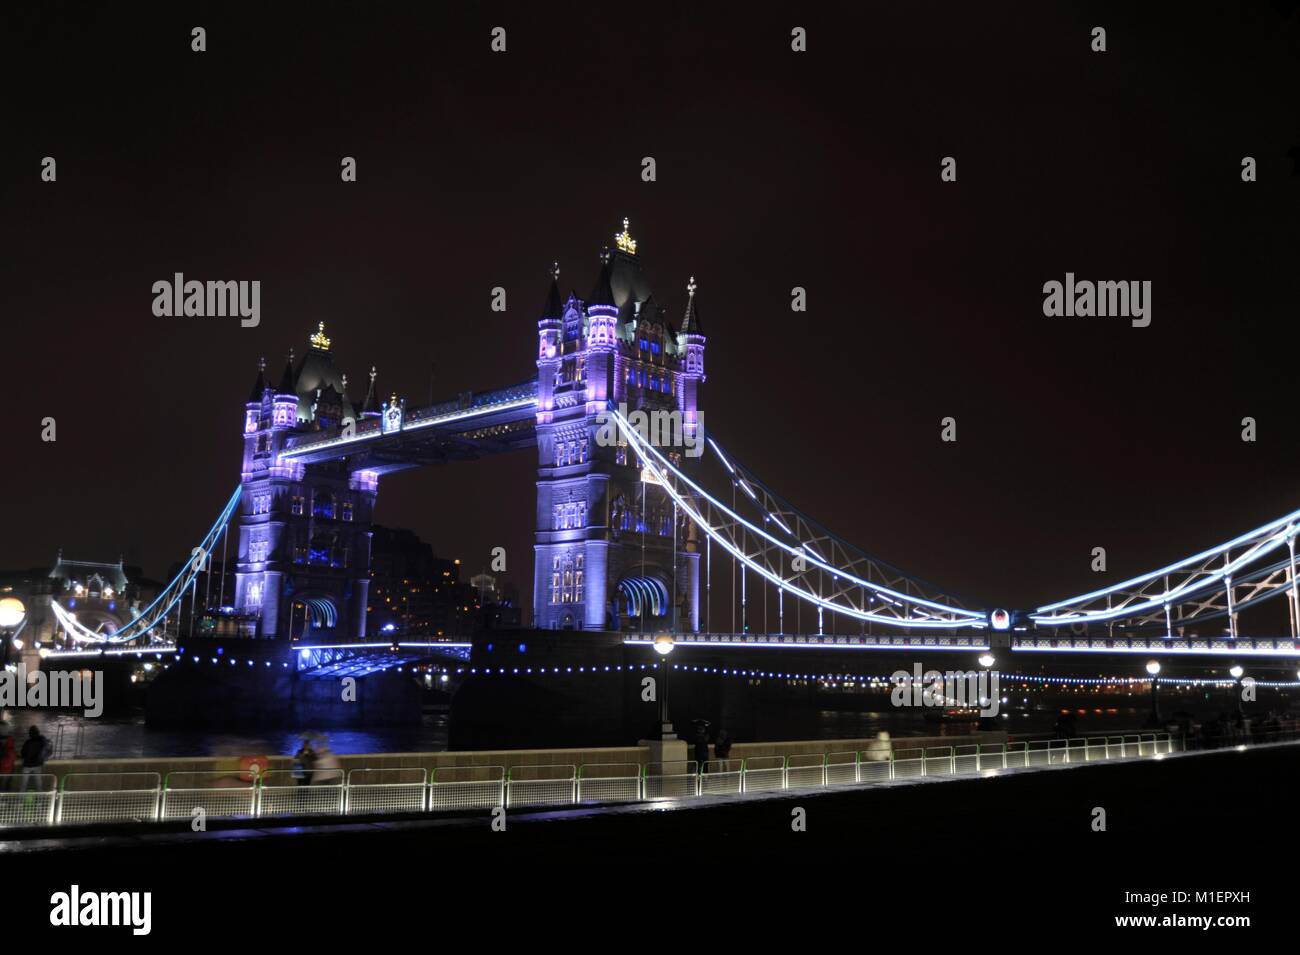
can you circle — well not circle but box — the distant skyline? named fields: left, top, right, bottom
left=4, top=4, right=1299, bottom=621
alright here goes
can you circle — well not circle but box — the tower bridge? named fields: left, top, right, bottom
left=37, top=219, right=1300, bottom=670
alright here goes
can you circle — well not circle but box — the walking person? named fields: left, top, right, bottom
left=19, top=725, right=52, bottom=792
left=693, top=723, right=710, bottom=773
left=311, top=738, right=341, bottom=785
left=292, top=738, right=316, bottom=786
left=0, top=719, right=15, bottom=792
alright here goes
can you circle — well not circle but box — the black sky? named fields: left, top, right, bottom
left=3, top=2, right=1299, bottom=619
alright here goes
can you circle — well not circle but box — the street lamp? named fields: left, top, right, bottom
left=0, top=596, right=26, bottom=667
left=1228, top=664, right=1245, bottom=718
left=1145, top=660, right=1161, bottom=726
left=653, top=633, right=676, bottom=739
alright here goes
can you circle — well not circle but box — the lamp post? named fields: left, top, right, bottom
left=1229, top=664, right=1245, bottom=718
left=653, top=633, right=676, bottom=739
left=1145, top=660, right=1161, bottom=726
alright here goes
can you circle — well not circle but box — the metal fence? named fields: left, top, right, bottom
left=700, top=758, right=743, bottom=795
left=430, top=766, right=505, bottom=811
left=5, top=725, right=1281, bottom=830
left=742, top=756, right=786, bottom=793
left=0, top=773, right=57, bottom=828
left=346, top=768, right=427, bottom=815
left=257, top=769, right=345, bottom=817
left=577, top=763, right=642, bottom=804
left=57, top=772, right=161, bottom=825
left=643, top=760, right=698, bottom=799
left=505, top=764, right=576, bottom=808
left=161, top=770, right=257, bottom=820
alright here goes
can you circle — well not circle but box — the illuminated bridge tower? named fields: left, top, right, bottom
left=234, top=323, right=378, bottom=640
left=533, top=220, right=706, bottom=632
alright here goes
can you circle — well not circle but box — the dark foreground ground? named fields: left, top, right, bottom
left=6, top=742, right=1291, bottom=939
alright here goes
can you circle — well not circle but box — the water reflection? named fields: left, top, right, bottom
left=3, top=709, right=450, bottom=760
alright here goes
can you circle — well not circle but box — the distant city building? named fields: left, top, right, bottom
left=367, top=526, right=475, bottom=637
left=470, top=573, right=497, bottom=603
left=0, top=554, right=161, bottom=665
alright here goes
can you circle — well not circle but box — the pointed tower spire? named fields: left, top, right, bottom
left=247, top=357, right=268, bottom=403
left=541, top=262, right=564, bottom=321
left=680, top=275, right=703, bottom=334
left=362, top=365, right=381, bottom=417
left=276, top=348, right=296, bottom=395
left=589, top=247, right=616, bottom=307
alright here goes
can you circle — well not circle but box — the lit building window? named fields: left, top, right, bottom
left=342, top=502, right=353, bottom=522
left=291, top=495, right=305, bottom=516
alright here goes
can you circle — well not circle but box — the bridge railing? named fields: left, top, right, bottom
left=57, top=772, right=161, bottom=825
left=825, top=751, right=860, bottom=785
left=700, top=758, right=743, bottom=795
left=643, top=760, right=699, bottom=799
left=346, top=768, right=427, bottom=815
left=0, top=773, right=57, bottom=828
left=257, top=769, right=345, bottom=817
left=429, top=765, right=505, bottom=811
left=577, top=763, right=642, bottom=804
left=505, top=764, right=576, bottom=808
left=786, top=753, right=827, bottom=788
left=11, top=727, right=1295, bottom=831
left=741, top=756, right=786, bottom=793
left=161, top=770, right=257, bottom=820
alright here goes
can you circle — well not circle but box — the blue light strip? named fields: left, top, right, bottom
left=51, top=487, right=242, bottom=645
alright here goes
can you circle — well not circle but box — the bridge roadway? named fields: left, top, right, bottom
left=40, top=629, right=1300, bottom=671
left=278, top=379, right=538, bottom=471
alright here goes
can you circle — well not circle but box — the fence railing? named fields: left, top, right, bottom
left=14, top=724, right=1300, bottom=830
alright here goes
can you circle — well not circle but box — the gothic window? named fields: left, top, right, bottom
left=578, top=439, right=587, bottom=464
left=291, top=495, right=305, bottom=516
left=616, top=445, right=627, bottom=467
left=246, top=580, right=263, bottom=609
left=313, top=492, right=336, bottom=519
left=256, top=433, right=271, bottom=453
left=555, top=442, right=565, bottom=467
left=250, top=539, right=268, bottom=563
left=551, top=556, right=561, bottom=605
left=342, top=501, right=354, bottom=522
left=562, top=570, right=572, bottom=603
left=575, top=555, right=584, bottom=603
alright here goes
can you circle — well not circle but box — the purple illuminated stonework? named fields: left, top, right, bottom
left=232, top=224, right=704, bottom=639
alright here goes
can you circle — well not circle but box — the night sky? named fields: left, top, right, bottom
left=4, top=2, right=1299, bottom=620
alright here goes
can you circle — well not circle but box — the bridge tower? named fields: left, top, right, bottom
left=233, top=324, right=377, bottom=640
left=533, top=221, right=706, bottom=632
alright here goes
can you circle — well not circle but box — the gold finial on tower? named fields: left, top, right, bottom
left=550, top=261, right=561, bottom=281
left=614, top=217, right=637, bottom=255
left=687, top=275, right=697, bottom=297
left=310, top=321, right=332, bottom=350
